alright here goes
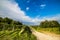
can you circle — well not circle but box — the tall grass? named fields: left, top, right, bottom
left=36, top=27, right=60, bottom=34
left=0, top=30, right=37, bottom=40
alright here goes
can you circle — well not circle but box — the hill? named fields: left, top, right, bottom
left=0, top=17, right=37, bottom=40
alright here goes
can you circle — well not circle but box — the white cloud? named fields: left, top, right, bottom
left=0, top=0, right=40, bottom=25
left=40, top=4, right=46, bottom=9
left=39, top=14, right=60, bottom=23
left=26, top=7, right=29, bottom=11
left=0, top=0, right=60, bottom=25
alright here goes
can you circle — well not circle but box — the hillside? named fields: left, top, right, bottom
left=0, top=17, right=37, bottom=40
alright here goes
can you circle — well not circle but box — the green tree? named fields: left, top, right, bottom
left=40, top=20, right=60, bottom=28
left=3, top=17, right=13, bottom=24
left=0, top=17, right=3, bottom=22
left=14, top=21, right=22, bottom=25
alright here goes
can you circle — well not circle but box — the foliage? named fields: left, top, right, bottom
left=37, top=27, right=60, bottom=34
left=0, top=30, right=37, bottom=40
left=0, top=17, right=37, bottom=40
left=0, top=17, right=23, bottom=31
left=40, top=20, right=60, bottom=28
left=32, top=20, right=60, bottom=34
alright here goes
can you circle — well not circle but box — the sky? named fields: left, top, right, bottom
left=0, top=0, right=60, bottom=25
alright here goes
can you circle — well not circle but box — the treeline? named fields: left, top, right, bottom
left=32, top=20, right=60, bottom=28
left=40, top=20, right=60, bottom=28
left=0, top=17, right=23, bottom=31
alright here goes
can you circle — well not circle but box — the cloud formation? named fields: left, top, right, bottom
left=0, top=0, right=40, bottom=25
left=40, top=4, right=46, bottom=9
left=0, top=0, right=60, bottom=25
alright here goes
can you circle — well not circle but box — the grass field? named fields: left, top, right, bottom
left=32, top=26, right=60, bottom=35
left=0, top=29, right=37, bottom=40
left=36, top=27, right=60, bottom=35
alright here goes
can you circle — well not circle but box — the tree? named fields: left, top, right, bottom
left=3, top=17, right=13, bottom=24
left=40, top=20, right=60, bottom=28
left=40, top=20, right=49, bottom=28
left=0, top=17, right=3, bottom=22
left=14, top=21, right=22, bottom=25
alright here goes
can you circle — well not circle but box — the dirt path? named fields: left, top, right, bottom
left=30, top=28, right=60, bottom=40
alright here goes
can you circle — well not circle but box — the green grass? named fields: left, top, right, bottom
left=0, top=30, right=37, bottom=40
left=32, top=27, right=60, bottom=34
left=37, top=27, right=60, bottom=34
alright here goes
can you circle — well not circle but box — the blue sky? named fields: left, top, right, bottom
left=0, top=0, right=60, bottom=25
left=15, top=0, right=60, bottom=18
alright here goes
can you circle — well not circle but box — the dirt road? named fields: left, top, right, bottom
left=31, top=28, right=60, bottom=40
